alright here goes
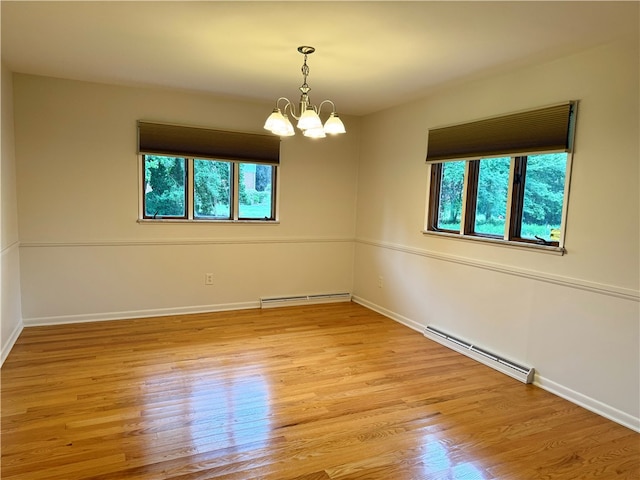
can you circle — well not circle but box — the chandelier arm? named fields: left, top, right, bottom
left=276, top=97, right=301, bottom=120
left=317, top=99, right=337, bottom=117
left=275, top=97, right=291, bottom=109
left=285, top=101, right=300, bottom=120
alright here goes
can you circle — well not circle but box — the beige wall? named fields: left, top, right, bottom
left=13, top=75, right=359, bottom=322
left=352, top=36, right=639, bottom=429
left=1, top=62, right=23, bottom=363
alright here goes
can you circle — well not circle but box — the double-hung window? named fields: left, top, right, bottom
left=138, top=122, right=280, bottom=222
left=424, top=102, right=577, bottom=251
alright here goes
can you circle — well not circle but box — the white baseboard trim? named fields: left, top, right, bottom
left=261, top=293, right=351, bottom=309
left=22, top=301, right=260, bottom=327
left=1, top=320, right=24, bottom=367
left=351, top=296, right=424, bottom=333
left=352, top=295, right=640, bottom=433
left=534, top=374, right=640, bottom=433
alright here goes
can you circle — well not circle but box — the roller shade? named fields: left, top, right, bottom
left=426, top=102, right=576, bottom=163
left=138, top=121, right=280, bottom=165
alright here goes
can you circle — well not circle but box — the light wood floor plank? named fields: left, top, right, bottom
left=2, top=302, right=638, bottom=479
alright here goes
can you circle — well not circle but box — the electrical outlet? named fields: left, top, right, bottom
left=205, top=273, right=214, bottom=285
left=378, top=276, right=383, bottom=288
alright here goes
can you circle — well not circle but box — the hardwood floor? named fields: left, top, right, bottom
left=1, top=302, right=638, bottom=479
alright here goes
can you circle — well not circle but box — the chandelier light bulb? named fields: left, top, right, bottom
left=280, top=115, right=295, bottom=136
left=297, top=109, right=323, bottom=131
left=323, top=113, right=346, bottom=135
left=264, top=108, right=285, bottom=131
left=270, top=114, right=295, bottom=137
left=303, top=127, right=327, bottom=139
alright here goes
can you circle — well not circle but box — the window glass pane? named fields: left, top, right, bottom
left=521, top=153, right=567, bottom=241
left=437, top=161, right=465, bottom=231
left=474, top=157, right=510, bottom=236
left=194, top=159, right=231, bottom=219
left=144, top=155, right=186, bottom=217
left=239, top=163, right=274, bottom=219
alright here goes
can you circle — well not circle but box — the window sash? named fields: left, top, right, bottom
left=193, top=159, right=234, bottom=220
left=428, top=161, right=466, bottom=233
left=142, top=156, right=188, bottom=220
left=238, top=164, right=277, bottom=221
left=465, top=157, right=511, bottom=239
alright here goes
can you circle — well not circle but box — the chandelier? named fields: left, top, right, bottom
left=264, top=46, right=346, bottom=139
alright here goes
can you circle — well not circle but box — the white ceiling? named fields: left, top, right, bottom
left=2, top=1, right=637, bottom=116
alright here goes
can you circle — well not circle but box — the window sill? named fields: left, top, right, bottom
left=138, top=219, right=280, bottom=225
left=421, top=230, right=565, bottom=255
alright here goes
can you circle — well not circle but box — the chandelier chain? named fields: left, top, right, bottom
left=300, top=54, right=310, bottom=93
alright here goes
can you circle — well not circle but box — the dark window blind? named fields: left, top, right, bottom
left=426, top=102, right=576, bottom=163
left=138, top=121, right=280, bottom=165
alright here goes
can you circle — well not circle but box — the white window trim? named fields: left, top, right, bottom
left=421, top=228, right=566, bottom=255
left=137, top=155, right=280, bottom=223
left=423, top=152, right=572, bottom=255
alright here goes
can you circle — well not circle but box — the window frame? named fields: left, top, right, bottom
left=427, top=161, right=465, bottom=235
left=142, top=155, right=188, bottom=220
left=424, top=152, right=573, bottom=253
left=139, top=155, right=279, bottom=223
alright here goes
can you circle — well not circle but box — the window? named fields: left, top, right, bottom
left=238, top=163, right=275, bottom=219
left=511, top=154, right=567, bottom=243
left=143, top=155, right=187, bottom=218
left=427, top=153, right=569, bottom=247
left=138, top=122, right=279, bottom=222
left=425, top=102, right=576, bottom=250
left=431, top=160, right=465, bottom=232
left=472, top=157, right=510, bottom=236
left=143, top=155, right=277, bottom=221
left=194, top=159, right=231, bottom=219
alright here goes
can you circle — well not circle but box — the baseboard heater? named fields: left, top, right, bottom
left=423, top=325, right=535, bottom=384
left=260, top=293, right=352, bottom=309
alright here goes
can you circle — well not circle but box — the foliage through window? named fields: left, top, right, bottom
left=143, top=155, right=276, bottom=221
left=435, top=161, right=465, bottom=232
left=144, top=156, right=186, bottom=218
left=194, top=159, right=231, bottom=219
left=427, top=153, right=569, bottom=248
